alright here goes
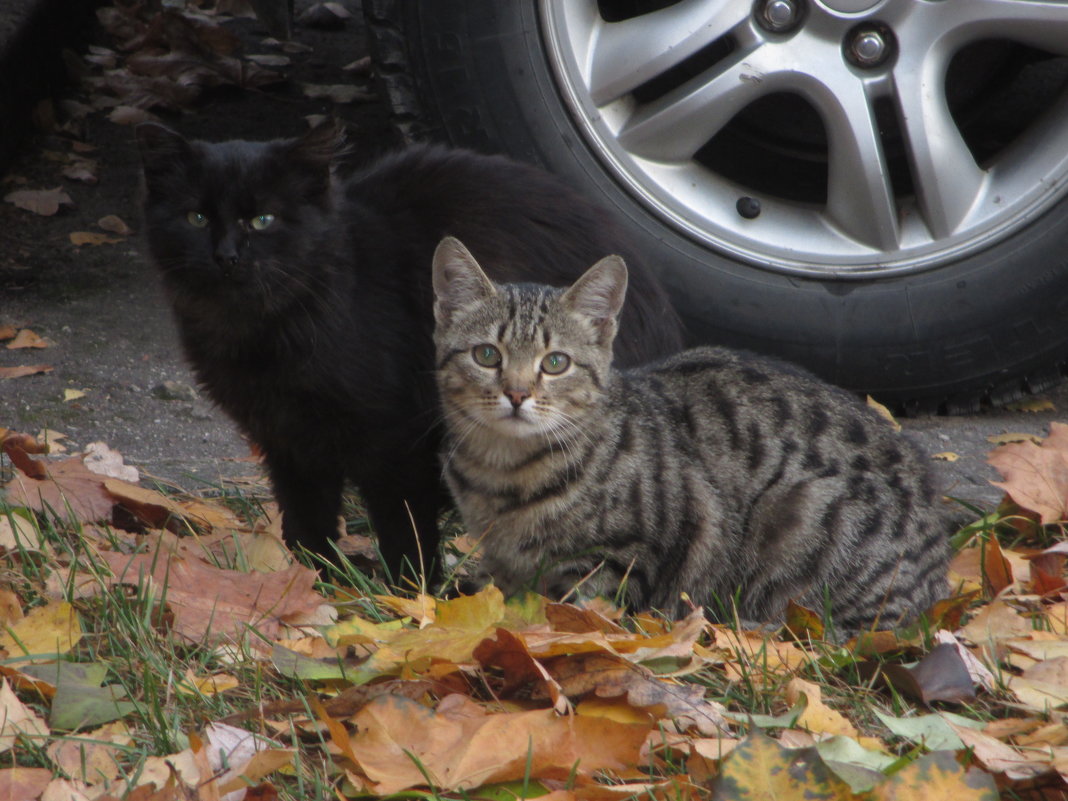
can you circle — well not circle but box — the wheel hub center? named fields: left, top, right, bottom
left=813, top=0, right=882, bottom=13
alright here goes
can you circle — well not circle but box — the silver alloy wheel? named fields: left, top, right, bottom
left=540, top=0, right=1068, bottom=278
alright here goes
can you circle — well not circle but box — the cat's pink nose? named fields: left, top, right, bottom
left=504, top=389, right=529, bottom=408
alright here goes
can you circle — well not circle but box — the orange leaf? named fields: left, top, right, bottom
left=3, top=455, right=117, bottom=523
left=5, top=329, right=48, bottom=349
left=0, top=364, right=52, bottom=379
left=981, top=536, right=1014, bottom=596
left=988, top=422, right=1068, bottom=523
left=97, top=549, right=322, bottom=643
left=350, top=693, right=650, bottom=794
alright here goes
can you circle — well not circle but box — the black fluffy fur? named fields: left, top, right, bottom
left=136, top=121, right=684, bottom=578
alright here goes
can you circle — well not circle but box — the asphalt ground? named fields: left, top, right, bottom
left=1, top=0, right=1066, bottom=517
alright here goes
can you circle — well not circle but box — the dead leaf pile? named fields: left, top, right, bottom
left=82, top=3, right=284, bottom=121
left=5, top=423, right=1068, bottom=798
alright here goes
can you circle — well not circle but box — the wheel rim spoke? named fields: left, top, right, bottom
left=587, top=0, right=749, bottom=105
left=940, top=0, right=1068, bottom=56
left=892, top=56, right=986, bottom=239
left=616, top=45, right=770, bottom=162
left=819, top=77, right=900, bottom=251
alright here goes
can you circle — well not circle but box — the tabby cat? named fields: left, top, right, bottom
left=136, top=122, right=683, bottom=577
left=432, top=237, right=950, bottom=632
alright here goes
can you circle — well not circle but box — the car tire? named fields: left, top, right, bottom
left=364, top=0, right=1068, bottom=413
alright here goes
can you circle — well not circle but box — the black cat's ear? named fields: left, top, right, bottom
left=562, top=255, right=629, bottom=345
left=432, top=236, right=498, bottom=327
left=286, top=118, right=347, bottom=170
left=135, top=123, right=192, bottom=178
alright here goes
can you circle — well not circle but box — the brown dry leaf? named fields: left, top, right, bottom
left=1005, top=398, right=1056, bottom=413
left=47, top=721, right=132, bottom=785
left=0, top=364, right=53, bottom=379
left=712, top=625, right=809, bottom=680
left=474, top=627, right=568, bottom=713
left=70, top=231, right=122, bottom=246
left=945, top=717, right=1054, bottom=782
left=96, top=549, right=322, bottom=643
left=107, top=105, right=159, bottom=125
left=0, top=324, right=16, bottom=340
left=866, top=395, right=902, bottom=431
left=3, top=187, right=72, bottom=216
left=933, top=451, right=960, bottom=462
left=988, top=422, right=1068, bottom=523
left=3, top=455, right=117, bottom=523
left=246, top=53, right=290, bottom=67
left=349, top=693, right=650, bottom=794
left=872, top=642, right=977, bottom=705
left=980, top=535, right=1014, bottom=596
left=61, top=160, right=98, bottom=184
left=5, top=329, right=49, bottom=349
left=103, top=480, right=244, bottom=532
left=97, top=214, right=132, bottom=235
left=784, top=677, right=858, bottom=738
left=0, top=678, right=49, bottom=753
left=301, top=83, right=375, bottom=103
left=0, top=767, right=52, bottom=801
left=543, top=651, right=728, bottom=735
left=960, top=600, right=1034, bottom=650
left=988, top=432, right=1043, bottom=446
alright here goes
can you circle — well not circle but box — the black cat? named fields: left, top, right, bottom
left=136, top=121, right=684, bottom=578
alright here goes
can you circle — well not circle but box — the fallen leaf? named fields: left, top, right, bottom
left=245, top=53, right=290, bottom=67
left=932, top=451, right=960, bottom=462
left=97, top=549, right=323, bottom=643
left=4, top=455, right=117, bottom=523
left=710, top=732, right=855, bottom=800
left=0, top=678, right=49, bottom=753
left=0, top=325, right=16, bottom=340
left=987, top=432, right=1043, bottom=445
left=301, top=83, right=375, bottom=103
left=47, top=721, right=131, bottom=785
left=866, top=395, right=901, bottom=431
left=988, top=422, right=1068, bottom=523
left=945, top=717, right=1054, bottom=781
left=0, top=767, right=52, bottom=801
left=868, top=749, right=998, bottom=800
left=0, top=600, right=82, bottom=661
left=82, top=443, right=138, bottom=483
left=348, top=693, right=650, bottom=794
left=784, top=677, right=858, bottom=738
left=0, top=365, right=53, bottom=379
left=3, top=187, right=72, bottom=216
left=107, top=105, right=158, bottom=125
left=5, top=329, right=49, bottom=349
left=1004, top=398, right=1055, bottom=413
left=63, top=389, right=86, bottom=402
left=61, top=160, right=98, bottom=184
left=97, top=215, right=132, bottom=235
left=69, top=232, right=122, bottom=246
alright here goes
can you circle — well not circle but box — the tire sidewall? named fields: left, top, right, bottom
left=387, top=0, right=1068, bottom=404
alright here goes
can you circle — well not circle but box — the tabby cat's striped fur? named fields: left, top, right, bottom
left=432, top=237, right=950, bottom=633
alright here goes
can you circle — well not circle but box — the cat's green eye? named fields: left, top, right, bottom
left=186, top=211, right=208, bottom=228
left=472, top=344, right=502, bottom=368
left=251, top=214, right=275, bottom=231
left=541, top=352, right=571, bottom=375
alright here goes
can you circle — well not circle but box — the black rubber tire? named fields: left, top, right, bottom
left=364, top=0, right=1068, bottom=414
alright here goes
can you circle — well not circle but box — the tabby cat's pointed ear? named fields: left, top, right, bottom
left=562, top=255, right=628, bottom=344
left=432, top=237, right=497, bottom=326
left=136, top=123, right=192, bottom=179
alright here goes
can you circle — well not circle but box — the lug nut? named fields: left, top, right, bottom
left=758, top=0, right=801, bottom=33
left=846, top=26, right=893, bottom=67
